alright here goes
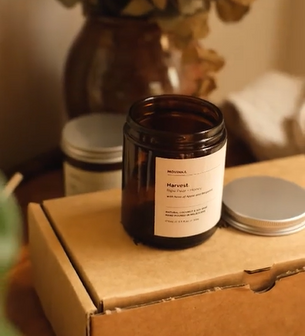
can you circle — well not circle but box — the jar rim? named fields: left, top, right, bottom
left=127, top=95, right=225, bottom=145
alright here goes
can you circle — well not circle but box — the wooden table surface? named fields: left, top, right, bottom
left=5, top=137, right=254, bottom=336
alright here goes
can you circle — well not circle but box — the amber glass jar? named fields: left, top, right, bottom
left=121, top=95, right=227, bottom=249
left=64, top=7, right=180, bottom=119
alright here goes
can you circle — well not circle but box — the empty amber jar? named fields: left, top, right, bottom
left=121, top=95, right=227, bottom=249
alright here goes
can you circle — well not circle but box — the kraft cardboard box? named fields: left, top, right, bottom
left=29, top=155, right=305, bottom=336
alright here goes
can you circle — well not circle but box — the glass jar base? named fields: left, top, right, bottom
left=123, top=225, right=218, bottom=250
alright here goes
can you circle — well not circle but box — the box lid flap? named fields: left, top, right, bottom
left=43, top=155, right=305, bottom=311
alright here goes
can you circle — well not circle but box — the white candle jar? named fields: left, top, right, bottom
left=61, top=113, right=125, bottom=196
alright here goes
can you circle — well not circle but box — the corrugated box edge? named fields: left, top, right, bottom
left=100, top=263, right=305, bottom=315
left=28, top=203, right=97, bottom=336
left=90, top=271, right=305, bottom=336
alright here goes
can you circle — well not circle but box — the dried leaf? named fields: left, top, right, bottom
left=182, top=45, right=224, bottom=72
left=154, top=17, right=181, bottom=35
left=179, top=43, right=222, bottom=97
left=151, top=0, right=167, bottom=10
left=198, top=48, right=225, bottom=71
left=159, top=10, right=209, bottom=48
left=216, top=0, right=250, bottom=22
left=181, top=44, right=202, bottom=64
left=177, top=0, right=209, bottom=15
left=197, top=76, right=217, bottom=97
left=230, top=0, right=256, bottom=5
left=122, top=0, right=154, bottom=16
left=186, top=11, right=210, bottom=40
left=155, top=10, right=209, bottom=39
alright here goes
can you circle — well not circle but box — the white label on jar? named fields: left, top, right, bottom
left=154, top=144, right=227, bottom=238
left=64, top=162, right=122, bottom=196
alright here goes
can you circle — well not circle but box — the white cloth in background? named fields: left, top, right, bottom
left=226, top=71, right=305, bottom=161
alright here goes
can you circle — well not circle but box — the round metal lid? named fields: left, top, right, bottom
left=222, top=176, right=305, bottom=236
left=61, top=113, right=126, bottom=164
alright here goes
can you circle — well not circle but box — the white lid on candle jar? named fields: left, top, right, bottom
left=222, top=176, right=305, bottom=236
left=61, top=113, right=126, bottom=164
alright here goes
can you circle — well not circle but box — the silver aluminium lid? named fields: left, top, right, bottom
left=61, top=113, right=126, bottom=164
left=222, top=176, right=305, bottom=236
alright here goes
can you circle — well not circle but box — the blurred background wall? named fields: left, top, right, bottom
left=0, top=0, right=302, bottom=170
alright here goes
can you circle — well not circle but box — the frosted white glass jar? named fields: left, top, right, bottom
left=61, top=113, right=125, bottom=196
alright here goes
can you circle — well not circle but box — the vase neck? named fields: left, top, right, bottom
left=82, top=1, right=149, bottom=18
left=81, top=1, right=163, bottom=36
left=81, top=15, right=162, bottom=38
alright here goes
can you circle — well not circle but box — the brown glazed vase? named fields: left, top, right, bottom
left=64, top=11, right=182, bottom=118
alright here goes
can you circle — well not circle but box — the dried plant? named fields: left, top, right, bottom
left=57, top=0, right=257, bottom=96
